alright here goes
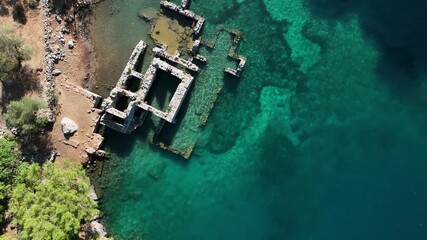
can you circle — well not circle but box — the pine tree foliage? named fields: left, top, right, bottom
left=9, top=161, right=99, bottom=240
left=0, top=137, right=20, bottom=184
left=4, top=97, right=47, bottom=135
left=0, top=27, right=31, bottom=84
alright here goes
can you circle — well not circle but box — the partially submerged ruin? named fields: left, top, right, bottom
left=95, top=0, right=247, bottom=159
left=100, top=41, right=195, bottom=133
left=159, top=0, right=205, bottom=35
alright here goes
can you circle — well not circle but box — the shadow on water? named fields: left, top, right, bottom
left=157, top=81, right=195, bottom=145
left=157, top=144, right=190, bottom=167
left=161, top=7, right=193, bottom=28
left=223, top=71, right=239, bottom=92
left=104, top=118, right=190, bottom=167
left=304, top=0, right=427, bottom=95
left=145, top=69, right=181, bottom=112
left=102, top=128, right=139, bottom=158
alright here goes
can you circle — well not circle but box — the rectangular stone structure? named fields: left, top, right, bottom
left=138, top=57, right=194, bottom=123
left=100, top=41, right=194, bottom=134
left=160, top=0, right=205, bottom=35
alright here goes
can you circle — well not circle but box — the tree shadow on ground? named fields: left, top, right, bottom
left=1, top=66, right=42, bottom=112
left=303, top=0, right=427, bottom=97
left=12, top=4, right=27, bottom=24
left=0, top=4, right=9, bottom=16
left=51, top=0, right=77, bottom=15
left=20, top=133, right=54, bottom=164
left=0, top=0, right=18, bottom=17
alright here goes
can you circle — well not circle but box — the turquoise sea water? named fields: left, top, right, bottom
left=90, top=0, right=427, bottom=239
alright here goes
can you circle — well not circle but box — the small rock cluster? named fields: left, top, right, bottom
left=41, top=0, right=77, bottom=112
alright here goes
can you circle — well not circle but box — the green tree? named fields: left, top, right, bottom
left=0, top=137, right=21, bottom=226
left=0, top=27, right=31, bottom=85
left=0, top=182, right=9, bottom=221
left=9, top=161, right=99, bottom=240
left=4, top=97, right=48, bottom=135
left=0, top=234, right=17, bottom=240
left=0, top=137, right=20, bottom=185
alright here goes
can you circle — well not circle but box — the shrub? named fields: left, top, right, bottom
left=0, top=27, right=30, bottom=84
left=4, top=97, right=48, bottom=135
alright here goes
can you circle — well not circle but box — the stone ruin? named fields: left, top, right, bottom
left=160, top=0, right=205, bottom=35
left=100, top=40, right=195, bottom=133
left=98, top=0, right=247, bottom=158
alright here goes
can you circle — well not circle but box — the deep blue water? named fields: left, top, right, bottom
left=90, top=0, right=427, bottom=239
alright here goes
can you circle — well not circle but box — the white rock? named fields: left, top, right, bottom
left=52, top=69, right=62, bottom=76
left=61, top=117, right=78, bottom=135
left=68, top=40, right=74, bottom=49
left=90, top=221, right=108, bottom=239
left=89, top=185, right=98, bottom=201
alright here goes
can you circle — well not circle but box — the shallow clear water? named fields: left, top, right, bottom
left=90, top=0, right=427, bottom=239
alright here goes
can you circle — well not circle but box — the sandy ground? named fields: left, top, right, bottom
left=49, top=18, right=104, bottom=162
left=0, top=3, right=103, bottom=163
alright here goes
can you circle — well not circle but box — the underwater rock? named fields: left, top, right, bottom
left=147, top=162, right=167, bottom=181
left=138, top=7, right=158, bottom=21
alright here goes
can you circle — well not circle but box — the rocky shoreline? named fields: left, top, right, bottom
left=39, top=1, right=110, bottom=238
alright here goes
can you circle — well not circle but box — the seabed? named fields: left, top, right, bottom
left=88, top=0, right=246, bottom=159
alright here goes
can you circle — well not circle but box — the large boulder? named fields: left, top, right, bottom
left=61, top=117, right=78, bottom=136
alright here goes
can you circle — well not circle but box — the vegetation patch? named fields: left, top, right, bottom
left=4, top=97, right=48, bottom=136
